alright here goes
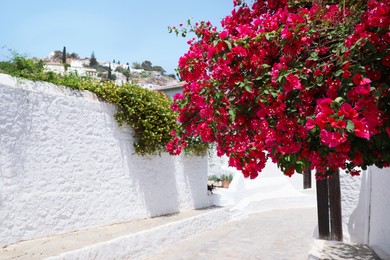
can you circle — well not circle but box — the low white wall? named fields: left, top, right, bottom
left=340, top=167, right=390, bottom=259
left=0, top=74, right=211, bottom=248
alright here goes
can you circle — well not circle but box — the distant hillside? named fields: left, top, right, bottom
left=45, top=49, right=179, bottom=87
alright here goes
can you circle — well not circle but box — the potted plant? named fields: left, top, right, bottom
left=220, top=174, right=233, bottom=188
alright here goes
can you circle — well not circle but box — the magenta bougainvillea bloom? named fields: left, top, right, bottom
left=168, top=0, right=390, bottom=179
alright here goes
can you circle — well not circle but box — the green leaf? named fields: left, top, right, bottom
left=335, top=69, right=343, bottom=77
left=229, top=109, right=236, bottom=121
left=334, top=97, right=344, bottom=104
left=245, top=85, right=252, bottom=92
left=295, top=160, right=305, bottom=174
left=215, top=92, right=224, bottom=101
left=309, top=52, right=319, bottom=61
left=346, top=120, right=354, bottom=133
left=225, top=40, right=232, bottom=50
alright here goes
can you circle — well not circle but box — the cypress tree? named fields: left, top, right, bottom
left=108, top=63, right=112, bottom=80
left=62, top=46, right=66, bottom=64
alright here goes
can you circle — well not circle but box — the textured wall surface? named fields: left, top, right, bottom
left=0, top=74, right=211, bottom=247
left=368, top=166, right=390, bottom=259
left=340, top=167, right=390, bottom=259
left=339, top=171, right=368, bottom=244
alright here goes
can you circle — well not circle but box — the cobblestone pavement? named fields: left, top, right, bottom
left=145, top=205, right=380, bottom=260
left=145, top=207, right=318, bottom=260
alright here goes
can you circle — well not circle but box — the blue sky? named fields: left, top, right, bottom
left=0, top=0, right=234, bottom=74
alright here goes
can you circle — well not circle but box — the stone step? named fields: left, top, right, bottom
left=0, top=206, right=230, bottom=260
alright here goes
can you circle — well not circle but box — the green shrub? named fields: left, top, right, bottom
left=114, top=84, right=177, bottom=155
left=208, top=175, right=220, bottom=182
left=0, top=52, right=45, bottom=80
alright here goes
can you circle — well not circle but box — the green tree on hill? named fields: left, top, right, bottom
left=69, top=52, right=79, bottom=59
left=132, top=62, right=142, bottom=69
left=141, top=60, right=152, bottom=71
left=89, top=51, right=98, bottom=68
left=139, top=60, right=166, bottom=74
left=51, top=50, right=62, bottom=61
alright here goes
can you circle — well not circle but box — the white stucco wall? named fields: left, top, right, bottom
left=367, top=166, right=390, bottom=259
left=0, top=74, right=211, bottom=248
left=340, top=167, right=390, bottom=259
left=339, top=171, right=369, bottom=244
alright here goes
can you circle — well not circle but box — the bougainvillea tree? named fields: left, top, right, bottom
left=167, top=0, right=390, bottom=179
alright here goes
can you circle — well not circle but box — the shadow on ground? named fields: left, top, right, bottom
left=308, top=240, right=381, bottom=260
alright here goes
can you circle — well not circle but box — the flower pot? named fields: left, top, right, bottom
left=222, top=180, right=230, bottom=188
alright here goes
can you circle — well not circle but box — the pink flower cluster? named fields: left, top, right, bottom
left=168, top=0, right=390, bottom=179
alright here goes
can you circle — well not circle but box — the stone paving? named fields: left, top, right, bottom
left=143, top=185, right=380, bottom=260
left=146, top=207, right=318, bottom=260
left=145, top=206, right=380, bottom=260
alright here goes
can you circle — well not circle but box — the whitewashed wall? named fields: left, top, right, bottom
left=340, top=167, right=390, bottom=259
left=367, top=166, right=390, bottom=259
left=340, top=171, right=369, bottom=244
left=0, top=74, right=211, bottom=248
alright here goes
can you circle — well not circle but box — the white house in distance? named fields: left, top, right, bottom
left=44, top=53, right=97, bottom=77
left=44, top=62, right=66, bottom=74
left=44, top=59, right=97, bottom=77
left=100, top=61, right=129, bottom=72
left=70, top=59, right=89, bottom=68
left=152, top=82, right=185, bottom=99
left=69, top=59, right=97, bottom=77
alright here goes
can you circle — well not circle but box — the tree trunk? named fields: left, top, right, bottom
left=328, top=169, right=343, bottom=241
left=304, top=168, right=312, bottom=189
left=316, top=178, right=330, bottom=239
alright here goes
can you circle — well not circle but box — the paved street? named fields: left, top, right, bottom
left=146, top=207, right=317, bottom=260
